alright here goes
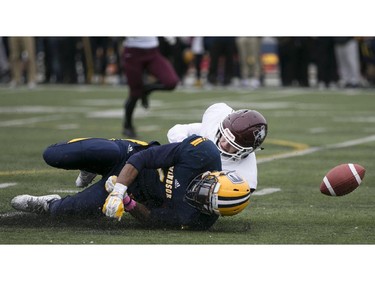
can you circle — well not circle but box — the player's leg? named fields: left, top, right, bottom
left=48, top=178, right=109, bottom=218
left=122, top=48, right=144, bottom=136
left=123, top=48, right=144, bottom=98
left=8, top=37, right=22, bottom=86
left=24, top=37, right=37, bottom=87
left=144, top=49, right=179, bottom=95
left=43, top=138, right=121, bottom=175
left=11, top=138, right=138, bottom=216
left=11, top=179, right=109, bottom=217
left=123, top=95, right=138, bottom=137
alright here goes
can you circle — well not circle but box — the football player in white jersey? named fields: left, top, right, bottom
left=167, top=103, right=268, bottom=192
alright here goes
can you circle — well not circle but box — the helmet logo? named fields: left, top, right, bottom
left=227, top=171, right=244, bottom=184
left=224, top=128, right=235, bottom=142
left=253, top=125, right=266, bottom=147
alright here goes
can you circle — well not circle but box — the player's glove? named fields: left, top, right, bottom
left=105, top=175, right=117, bottom=193
left=102, top=182, right=127, bottom=221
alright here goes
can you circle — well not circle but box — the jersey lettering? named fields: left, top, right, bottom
left=165, top=166, right=174, bottom=199
left=157, top=168, right=165, bottom=182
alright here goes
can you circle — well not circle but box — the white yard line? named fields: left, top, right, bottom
left=252, top=188, right=281, bottom=196
left=0, top=211, right=25, bottom=218
left=0, top=115, right=65, bottom=127
left=50, top=189, right=79, bottom=193
left=258, top=134, right=375, bottom=164
left=0, top=183, right=17, bottom=188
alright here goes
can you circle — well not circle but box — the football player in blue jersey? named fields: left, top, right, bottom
left=11, top=135, right=251, bottom=230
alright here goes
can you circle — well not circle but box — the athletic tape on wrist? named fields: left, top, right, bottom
left=123, top=195, right=137, bottom=212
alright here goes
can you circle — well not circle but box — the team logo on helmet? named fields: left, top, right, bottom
left=226, top=171, right=244, bottom=183
left=253, top=125, right=267, bottom=148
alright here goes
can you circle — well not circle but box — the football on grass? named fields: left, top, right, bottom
left=320, top=163, right=366, bottom=196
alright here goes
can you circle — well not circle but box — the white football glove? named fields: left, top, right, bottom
left=105, top=175, right=117, bottom=193
left=102, top=182, right=127, bottom=221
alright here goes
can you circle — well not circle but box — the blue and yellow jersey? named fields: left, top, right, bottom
left=127, top=135, right=222, bottom=229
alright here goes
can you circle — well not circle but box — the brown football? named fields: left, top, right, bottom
left=320, top=163, right=366, bottom=196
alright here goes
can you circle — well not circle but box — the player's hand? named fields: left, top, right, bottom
left=102, top=193, right=124, bottom=221
left=102, top=183, right=127, bottom=221
left=105, top=175, right=117, bottom=193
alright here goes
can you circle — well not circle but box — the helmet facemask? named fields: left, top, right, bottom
left=216, top=123, right=254, bottom=161
left=184, top=171, right=251, bottom=216
left=184, top=171, right=220, bottom=215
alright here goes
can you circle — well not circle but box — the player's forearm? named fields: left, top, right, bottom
left=128, top=202, right=151, bottom=222
left=117, top=163, right=138, bottom=186
left=117, top=163, right=152, bottom=220
left=117, top=163, right=151, bottom=222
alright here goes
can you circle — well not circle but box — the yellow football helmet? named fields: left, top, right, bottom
left=184, top=171, right=251, bottom=216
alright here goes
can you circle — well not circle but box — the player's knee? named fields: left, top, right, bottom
left=42, top=145, right=61, bottom=168
left=165, top=78, right=179, bottom=90
left=42, top=148, right=50, bottom=164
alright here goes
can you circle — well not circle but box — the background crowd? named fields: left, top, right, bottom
left=1, top=36, right=375, bottom=90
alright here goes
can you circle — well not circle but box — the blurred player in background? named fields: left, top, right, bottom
left=121, top=37, right=179, bottom=138
left=8, top=37, right=37, bottom=89
left=168, top=103, right=268, bottom=193
left=11, top=135, right=251, bottom=230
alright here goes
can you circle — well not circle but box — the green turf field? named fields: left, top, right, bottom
left=0, top=84, right=374, bottom=244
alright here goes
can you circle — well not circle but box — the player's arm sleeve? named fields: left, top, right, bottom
left=167, top=123, right=202, bottom=143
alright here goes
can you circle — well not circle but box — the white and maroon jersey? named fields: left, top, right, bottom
left=167, top=103, right=259, bottom=190
left=123, top=37, right=159, bottom=49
